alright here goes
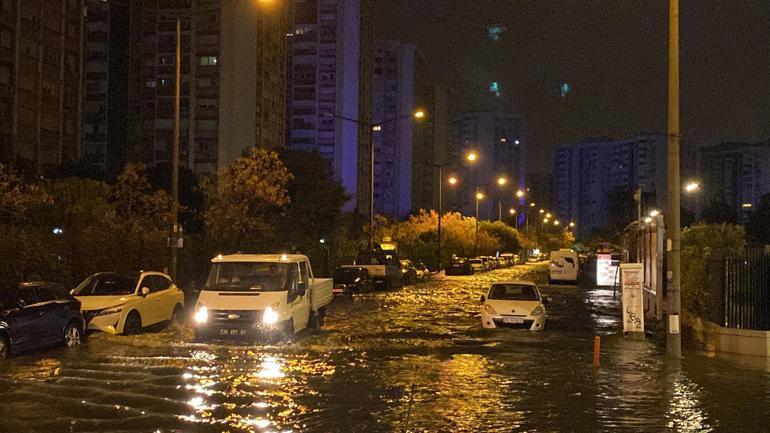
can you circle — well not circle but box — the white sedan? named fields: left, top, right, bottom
left=73, top=271, right=185, bottom=335
left=480, top=281, right=548, bottom=331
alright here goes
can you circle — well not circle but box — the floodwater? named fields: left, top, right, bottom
left=1, top=263, right=769, bottom=432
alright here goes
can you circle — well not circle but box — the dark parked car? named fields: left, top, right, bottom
left=400, top=260, right=418, bottom=285
left=333, top=266, right=373, bottom=296
left=0, top=282, right=85, bottom=358
left=445, top=258, right=474, bottom=275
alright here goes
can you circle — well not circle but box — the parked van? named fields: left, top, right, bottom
left=549, top=249, right=579, bottom=284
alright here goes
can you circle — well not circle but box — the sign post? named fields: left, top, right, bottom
left=596, top=254, right=619, bottom=287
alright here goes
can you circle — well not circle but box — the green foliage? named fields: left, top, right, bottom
left=681, top=223, right=745, bottom=316
left=0, top=163, right=51, bottom=221
left=204, top=147, right=292, bottom=252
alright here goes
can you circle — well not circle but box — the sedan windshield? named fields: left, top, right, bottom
left=205, top=262, right=292, bottom=292
left=488, top=284, right=540, bottom=301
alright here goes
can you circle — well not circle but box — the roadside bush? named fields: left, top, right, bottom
left=681, top=223, right=745, bottom=317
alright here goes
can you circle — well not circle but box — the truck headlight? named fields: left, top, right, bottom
left=531, top=306, right=544, bottom=316
left=262, top=306, right=279, bottom=325
left=194, top=306, right=208, bottom=324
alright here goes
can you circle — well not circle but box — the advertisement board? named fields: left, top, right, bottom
left=596, top=254, right=619, bottom=286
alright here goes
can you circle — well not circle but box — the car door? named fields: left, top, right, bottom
left=152, top=275, right=176, bottom=321
left=12, top=288, right=42, bottom=351
left=288, top=263, right=309, bottom=331
left=33, top=285, right=63, bottom=344
left=138, top=275, right=164, bottom=326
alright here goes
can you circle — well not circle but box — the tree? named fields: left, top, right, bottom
left=0, top=163, right=51, bottom=221
left=204, top=147, right=292, bottom=252
left=271, top=149, right=349, bottom=263
left=479, top=220, right=525, bottom=252
left=746, top=193, right=770, bottom=244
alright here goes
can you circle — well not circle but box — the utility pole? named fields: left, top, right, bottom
left=666, top=0, right=682, bottom=358
left=437, top=164, right=443, bottom=271
left=170, top=17, right=181, bottom=280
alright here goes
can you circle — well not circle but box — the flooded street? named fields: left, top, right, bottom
left=1, top=262, right=769, bottom=432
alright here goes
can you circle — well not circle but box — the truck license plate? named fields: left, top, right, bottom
left=503, top=317, right=524, bottom=324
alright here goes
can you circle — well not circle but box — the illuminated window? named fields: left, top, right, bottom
left=199, top=56, right=218, bottom=66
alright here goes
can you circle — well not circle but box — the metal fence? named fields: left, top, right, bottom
left=707, top=248, right=770, bottom=330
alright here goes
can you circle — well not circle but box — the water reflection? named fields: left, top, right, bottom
left=0, top=263, right=769, bottom=432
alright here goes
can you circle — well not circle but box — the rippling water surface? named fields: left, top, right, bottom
left=1, top=262, right=769, bottom=432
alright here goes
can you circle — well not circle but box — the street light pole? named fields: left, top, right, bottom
left=437, top=165, right=443, bottom=271
left=666, top=0, right=682, bottom=358
left=170, top=17, right=181, bottom=280
left=475, top=188, right=480, bottom=257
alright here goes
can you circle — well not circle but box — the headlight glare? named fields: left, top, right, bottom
left=194, top=306, right=208, bottom=324
left=262, top=306, right=279, bottom=325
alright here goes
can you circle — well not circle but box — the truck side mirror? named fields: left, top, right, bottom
left=480, top=295, right=486, bottom=303
left=297, top=282, right=307, bottom=297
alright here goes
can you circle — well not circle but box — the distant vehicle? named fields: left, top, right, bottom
left=414, top=262, right=431, bottom=282
left=482, top=256, right=495, bottom=270
left=193, top=254, right=333, bottom=340
left=332, top=266, right=373, bottom=296
left=399, top=259, right=418, bottom=285
left=445, top=258, right=473, bottom=276
left=480, top=281, right=548, bottom=330
left=500, top=253, right=515, bottom=267
left=74, top=271, right=185, bottom=335
left=355, top=248, right=403, bottom=290
left=469, top=258, right=485, bottom=273
left=0, top=282, right=84, bottom=358
left=549, top=250, right=579, bottom=284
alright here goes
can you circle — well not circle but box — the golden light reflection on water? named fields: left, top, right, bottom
left=666, top=374, right=712, bottom=432
left=179, top=350, right=335, bottom=432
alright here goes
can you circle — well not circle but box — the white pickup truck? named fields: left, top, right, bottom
left=192, top=254, right=334, bottom=340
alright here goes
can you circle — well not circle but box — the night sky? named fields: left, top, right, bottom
left=378, top=1, right=770, bottom=173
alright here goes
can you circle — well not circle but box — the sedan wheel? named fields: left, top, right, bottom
left=64, top=323, right=82, bottom=348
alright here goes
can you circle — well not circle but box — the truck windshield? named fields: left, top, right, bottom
left=205, top=262, right=293, bottom=292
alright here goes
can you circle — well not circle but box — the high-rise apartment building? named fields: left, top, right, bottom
left=126, top=0, right=286, bottom=174
left=0, top=0, right=85, bottom=174
left=553, top=134, right=695, bottom=239
left=412, top=82, right=451, bottom=214
left=700, top=142, right=770, bottom=223
left=286, top=0, right=373, bottom=212
left=371, top=40, right=415, bottom=218
left=82, top=0, right=129, bottom=176
left=455, top=112, right=526, bottom=220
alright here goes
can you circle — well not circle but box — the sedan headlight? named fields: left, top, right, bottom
left=531, top=305, right=544, bottom=316
left=96, top=305, right=124, bottom=317
left=262, top=305, right=280, bottom=325
left=194, top=306, right=209, bottom=324
left=483, top=304, right=497, bottom=315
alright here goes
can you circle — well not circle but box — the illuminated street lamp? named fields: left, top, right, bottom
left=497, top=176, right=507, bottom=186
left=509, top=208, right=516, bottom=215
left=684, top=181, right=700, bottom=193
left=448, top=176, right=458, bottom=185
left=554, top=220, right=560, bottom=226
left=466, top=151, right=478, bottom=163
left=413, top=109, right=426, bottom=119
left=516, top=190, right=525, bottom=198
left=569, top=222, right=575, bottom=228
left=539, top=209, right=545, bottom=214
left=649, top=209, right=660, bottom=218
left=545, top=212, right=552, bottom=219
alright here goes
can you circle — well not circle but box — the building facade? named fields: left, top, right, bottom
left=82, top=0, right=129, bottom=176
left=371, top=40, right=415, bottom=218
left=286, top=0, right=373, bottom=212
left=553, top=134, right=696, bottom=239
left=0, top=0, right=84, bottom=174
left=454, top=112, right=526, bottom=220
left=126, top=0, right=286, bottom=174
left=700, top=142, right=770, bottom=223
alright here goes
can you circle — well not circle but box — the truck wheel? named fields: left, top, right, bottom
left=280, top=319, right=295, bottom=343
